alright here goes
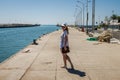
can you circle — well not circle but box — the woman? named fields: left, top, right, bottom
left=60, top=24, right=74, bottom=69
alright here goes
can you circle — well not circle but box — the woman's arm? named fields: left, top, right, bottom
left=64, top=35, right=68, bottom=50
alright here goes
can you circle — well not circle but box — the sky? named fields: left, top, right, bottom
left=0, top=0, right=120, bottom=25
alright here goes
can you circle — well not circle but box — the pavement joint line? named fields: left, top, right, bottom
left=55, top=52, right=57, bottom=80
left=19, top=33, right=52, bottom=80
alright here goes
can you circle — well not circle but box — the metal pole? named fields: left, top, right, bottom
left=76, top=11, right=82, bottom=27
left=98, top=16, right=100, bottom=25
left=112, top=10, right=114, bottom=31
left=74, top=8, right=77, bottom=27
left=76, top=5, right=83, bottom=27
left=92, top=0, right=95, bottom=33
left=83, top=4, right=85, bottom=28
left=77, top=0, right=85, bottom=28
left=86, top=0, right=89, bottom=34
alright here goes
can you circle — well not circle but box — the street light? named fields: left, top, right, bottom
left=76, top=5, right=83, bottom=27
left=86, top=0, right=89, bottom=34
left=76, top=11, right=82, bottom=27
left=92, top=0, right=95, bottom=33
left=77, top=0, right=85, bottom=28
left=74, top=8, right=82, bottom=27
left=112, top=10, right=114, bottom=31
left=74, top=8, right=77, bottom=26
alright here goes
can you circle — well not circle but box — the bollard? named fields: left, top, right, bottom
left=82, top=27, right=84, bottom=32
left=32, top=39, right=38, bottom=45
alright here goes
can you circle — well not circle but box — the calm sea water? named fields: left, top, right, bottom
left=0, top=25, right=60, bottom=63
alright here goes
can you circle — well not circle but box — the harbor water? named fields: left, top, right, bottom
left=0, top=25, right=60, bottom=63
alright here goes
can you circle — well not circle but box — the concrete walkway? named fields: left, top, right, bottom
left=0, top=28, right=120, bottom=80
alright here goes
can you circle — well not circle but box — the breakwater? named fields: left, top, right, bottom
left=0, top=24, right=40, bottom=28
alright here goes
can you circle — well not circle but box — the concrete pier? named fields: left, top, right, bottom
left=0, top=24, right=40, bottom=28
left=0, top=28, right=120, bottom=80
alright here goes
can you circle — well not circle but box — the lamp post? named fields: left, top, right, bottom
left=98, top=16, right=100, bottom=26
left=92, top=0, right=95, bottom=33
left=76, top=5, right=83, bottom=27
left=77, top=0, right=85, bottom=28
left=112, top=10, right=114, bottom=31
left=86, top=0, right=89, bottom=34
left=74, top=8, right=82, bottom=27
left=74, top=8, right=77, bottom=27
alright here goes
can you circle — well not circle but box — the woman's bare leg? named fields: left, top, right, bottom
left=61, top=54, right=67, bottom=68
left=66, top=55, right=74, bottom=69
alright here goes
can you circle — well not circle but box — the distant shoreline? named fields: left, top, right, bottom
left=0, top=24, right=40, bottom=28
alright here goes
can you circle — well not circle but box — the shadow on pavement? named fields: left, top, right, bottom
left=66, top=68, right=86, bottom=77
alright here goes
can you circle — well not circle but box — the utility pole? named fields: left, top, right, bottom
left=92, top=0, right=95, bottom=33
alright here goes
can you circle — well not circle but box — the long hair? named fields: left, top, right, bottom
left=65, top=26, right=69, bottom=34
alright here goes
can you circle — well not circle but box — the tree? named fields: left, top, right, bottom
left=104, top=14, right=120, bottom=24
left=110, top=14, right=118, bottom=20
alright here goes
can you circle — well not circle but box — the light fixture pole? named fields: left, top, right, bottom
left=74, top=8, right=77, bottom=27
left=77, top=0, right=85, bottom=28
left=112, top=10, right=114, bottom=31
left=76, top=5, right=83, bottom=27
left=92, top=0, right=95, bottom=33
left=86, top=0, right=89, bottom=34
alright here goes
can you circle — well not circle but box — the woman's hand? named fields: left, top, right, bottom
left=64, top=46, right=67, bottom=51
